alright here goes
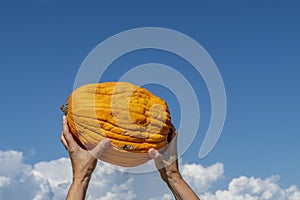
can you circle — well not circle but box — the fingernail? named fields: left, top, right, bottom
left=102, top=138, right=110, bottom=147
left=148, top=148, right=157, bottom=158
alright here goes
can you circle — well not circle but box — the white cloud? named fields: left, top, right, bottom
left=32, top=158, right=71, bottom=200
left=0, top=150, right=50, bottom=199
left=0, top=150, right=31, bottom=177
left=0, top=176, right=11, bottom=187
left=181, top=162, right=224, bottom=193
left=149, top=194, right=173, bottom=200
left=0, top=149, right=300, bottom=200
left=200, top=176, right=300, bottom=200
left=96, top=179, right=136, bottom=200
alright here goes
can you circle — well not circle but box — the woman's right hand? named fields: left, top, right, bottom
left=148, top=124, right=200, bottom=200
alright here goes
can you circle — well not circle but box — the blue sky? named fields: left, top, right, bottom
left=0, top=0, right=300, bottom=198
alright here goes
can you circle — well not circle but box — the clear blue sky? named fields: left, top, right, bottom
left=0, top=0, right=299, bottom=190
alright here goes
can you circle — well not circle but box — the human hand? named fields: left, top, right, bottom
left=148, top=124, right=181, bottom=183
left=61, top=116, right=111, bottom=200
left=60, top=116, right=110, bottom=182
left=148, top=124, right=200, bottom=200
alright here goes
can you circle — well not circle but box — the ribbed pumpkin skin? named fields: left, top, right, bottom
left=65, top=82, right=171, bottom=167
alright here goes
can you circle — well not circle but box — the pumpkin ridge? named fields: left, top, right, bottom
left=73, top=119, right=146, bottom=143
left=74, top=118, right=166, bottom=142
left=75, top=83, right=147, bottom=95
left=69, top=112, right=169, bottom=135
left=69, top=120, right=106, bottom=148
left=72, top=119, right=167, bottom=145
left=68, top=105, right=169, bottom=119
left=81, top=127, right=166, bottom=151
left=66, top=116, right=93, bottom=149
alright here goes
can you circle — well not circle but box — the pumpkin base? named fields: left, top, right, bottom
left=90, top=145, right=151, bottom=167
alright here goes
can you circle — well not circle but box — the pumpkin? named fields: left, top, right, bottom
left=61, top=82, right=171, bottom=167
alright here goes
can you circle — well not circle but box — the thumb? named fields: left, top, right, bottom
left=90, top=138, right=111, bottom=159
left=148, top=148, right=166, bottom=170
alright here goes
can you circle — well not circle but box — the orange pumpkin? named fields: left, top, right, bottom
left=61, top=82, right=171, bottom=167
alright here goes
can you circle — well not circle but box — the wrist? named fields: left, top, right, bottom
left=72, top=168, right=94, bottom=183
left=72, top=175, right=92, bottom=185
left=161, top=170, right=183, bottom=185
left=165, top=174, right=200, bottom=200
left=164, top=171, right=183, bottom=184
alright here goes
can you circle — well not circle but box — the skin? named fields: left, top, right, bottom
left=61, top=116, right=199, bottom=200
left=148, top=124, right=200, bottom=200
left=61, top=116, right=110, bottom=200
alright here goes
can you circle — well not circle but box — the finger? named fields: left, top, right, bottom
left=62, top=116, right=78, bottom=151
left=168, top=123, right=178, bottom=142
left=62, top=116, right=72, bottom=135
left=148, top=148, right=159, bottom=159
left=60, top=133, right=69, bottom=151
left=90, top=138, right=111, bottom=159
left=165, top=123, right=178, bottom=153
left=148, top=148, right=167, bottom=169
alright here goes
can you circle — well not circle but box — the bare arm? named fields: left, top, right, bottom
left=148, top=125, right=200, bottom=200
left=61, top=116, right=110, bottom=200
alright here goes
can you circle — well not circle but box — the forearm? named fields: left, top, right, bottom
left=66, top=177, right=91, bottom=200
left=166, top=174, right=200, bottom=200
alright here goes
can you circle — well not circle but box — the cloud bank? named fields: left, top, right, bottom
left=0, top=150, right=299, bottom=200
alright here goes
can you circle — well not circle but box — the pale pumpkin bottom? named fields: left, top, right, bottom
left=91, top=145, right=152, bottom=167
